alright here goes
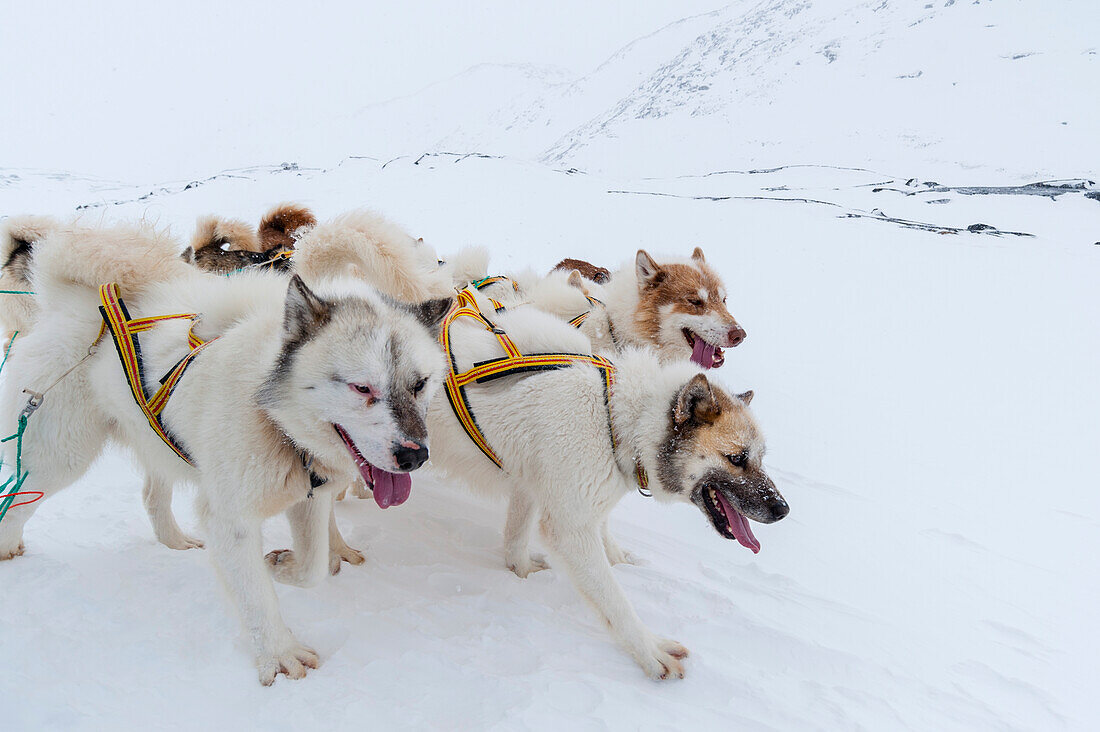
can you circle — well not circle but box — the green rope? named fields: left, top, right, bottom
left=0, top=331, right=34, bottom=524
left=0, top=330, right=17, bottom=375
left=0, top=415, right=31, bottom=524
left=0, top=290, right=34, bottom=295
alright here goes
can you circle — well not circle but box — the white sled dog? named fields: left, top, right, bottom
left=481, top=248, right=747, bottom=369
left=427, top=289, right=789, bottom=679
left=0, top=222, right=450, bottom=684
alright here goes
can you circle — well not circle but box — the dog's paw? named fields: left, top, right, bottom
left=351, top=480, right=371, bottom=500
left=257, top=643, right=320, bottom=686
left=265, top=549, right=304, bottom=585
left=507, top=553, right=550, bottom=578
left=0, top=540, right=25, bottom=561
left=335, top=544, right=366, bottom=566
left=636, top=637, right=689, bottom=681
left=163, top=533, right=204, bottom=551
left=605, top=542, right=641, bottom=566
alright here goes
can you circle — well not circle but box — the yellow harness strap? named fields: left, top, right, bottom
left=471, top=275, right=520, bottom=293
left=98, top=283, right=217, bottom=465
left=440, top=287, right=616, bottom=470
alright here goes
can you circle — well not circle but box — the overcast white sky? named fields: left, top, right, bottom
left=0, top=0, right=729, bottom=180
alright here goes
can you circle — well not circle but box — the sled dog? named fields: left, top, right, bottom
left=182, top=203, right=317, bottom=275
left=0, top=222, right=450, bottom=684
left=427, top=289, right=788, bottom=679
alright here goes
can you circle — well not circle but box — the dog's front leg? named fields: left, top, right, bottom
left=541, top=514, right=689, bottom=680
left=600, top=519, right=638, bottom=566
left=265, top=490, right=335, bottom=587
left=328, top=504, right=365, bottom=571
left=204, top=512, right=319, bottom=685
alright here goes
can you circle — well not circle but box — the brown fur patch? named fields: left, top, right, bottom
left=657, top=383, right=758, bottom=492
left=259, top=203, right=317, bottom=251
left=190, top=216, right=261, bottom=253
left=634, top=258, right=738, bottom=344
left=552, top=258, right=611, bottom=284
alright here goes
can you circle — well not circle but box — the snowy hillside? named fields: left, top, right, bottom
left=347, top=0, right=1099, bottom=180
left=1, top=1, right=1098, bottom=730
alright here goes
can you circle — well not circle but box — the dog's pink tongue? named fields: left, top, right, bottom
left=690, top=338, right=718, bottom=369
left=716, top=491, right=761, bottom=553
left=368, top=465, right=412, bottom=509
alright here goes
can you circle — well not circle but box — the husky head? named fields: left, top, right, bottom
left=652, top=374, right=787, bottom=553
left=260, top=275, right=451, bottom=509
left=634, top=248, right=745, bottom=369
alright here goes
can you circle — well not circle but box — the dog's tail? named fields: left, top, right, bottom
left=33, top=221, right=193, bottom=300
left=293, top=209, right=455, bottom=302
left=182, top=216, right=260, bottom=265
left=259, top=203, right=316, bottom=252
left=2, top=216, right=58, bottom=274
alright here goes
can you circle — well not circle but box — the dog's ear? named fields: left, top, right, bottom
left=691, top=247, right=706, bottom=263
left=635, top=250, right=663, bottom=287
left=737, top=389, right=754, bottom=405
left=403, top=296, right=454, bottom=336
left=567, top=269, right=585, bottom=290
left=282, top=274, right=331, bottom=343
left=674, top=373, right=722, bottom=427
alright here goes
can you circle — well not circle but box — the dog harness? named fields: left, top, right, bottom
left=473, top=274, right=604, bottom=330
left=98, top=283, right=217, bottom=465
left=440, top=287, right=648, bottom=490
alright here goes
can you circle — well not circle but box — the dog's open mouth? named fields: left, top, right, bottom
left=701, top=485, right=760, bottom=553
left=683, top=329, right=724, bottom=369
left=332, top=424, right=411, bottom=509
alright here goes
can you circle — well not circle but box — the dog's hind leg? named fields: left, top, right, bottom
left=141, top=473, right=203, bottom=550
left=328, top=505, right=365, bottom=571
left=202, top=507, right=319, bottom=685
left=539, top=509, right=689, bottom=681
left=503, top=490, right=549, bottom=578
left=0, top=380, right=106, bottom=560
left=265, top=490, right=336, bottom=587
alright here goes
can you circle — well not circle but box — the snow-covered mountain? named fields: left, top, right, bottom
left=348, top=0, right=1098, bottom=180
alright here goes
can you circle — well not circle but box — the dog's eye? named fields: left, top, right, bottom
left=688, top=297, right=704, bottom=308
left=412, top=377, right=428, bottom=395
left=350, top=383, right=372, bottom=395
left=727, top=452, right=748, bottom=468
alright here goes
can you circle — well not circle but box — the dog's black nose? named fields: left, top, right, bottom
left=766, top=495, right=789, bottom=521
left=393, top=444, right=428, bottom=471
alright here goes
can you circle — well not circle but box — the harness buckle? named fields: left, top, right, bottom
left=19, top=390, right=43, bottom=420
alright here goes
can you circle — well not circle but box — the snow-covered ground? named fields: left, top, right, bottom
left=2, top=1, right=1098, bottom=729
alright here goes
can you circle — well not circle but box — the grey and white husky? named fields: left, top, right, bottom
left=0, top=222, right=450, bottom=684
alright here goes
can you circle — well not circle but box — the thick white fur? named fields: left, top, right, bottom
left=293, top=210, right=452, bottom=301
left=427, top=291, right=706, bottom=679
left=1, top=223, right=445, bottom=684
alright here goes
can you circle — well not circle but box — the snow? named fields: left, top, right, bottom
left=2, top=1, right=1098, bottom=729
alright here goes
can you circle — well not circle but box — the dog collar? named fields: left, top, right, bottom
left=298, top=451, right=327, bottom=499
